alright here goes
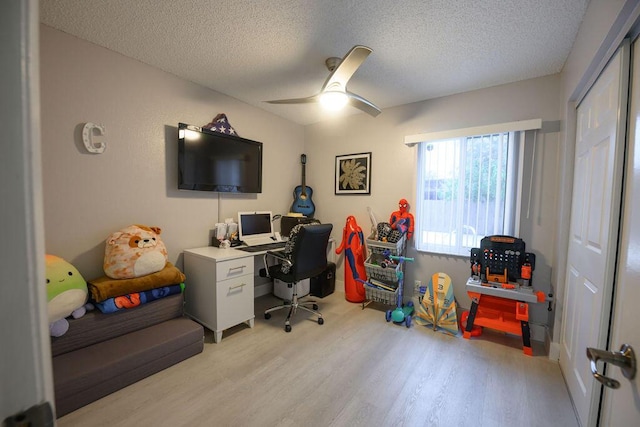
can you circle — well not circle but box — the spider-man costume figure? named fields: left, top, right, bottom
left=389, top=198, right=414, bottom=239
left=335, top=216, right=366, bottom=303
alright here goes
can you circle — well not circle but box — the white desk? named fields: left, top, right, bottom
left=184, top=240, right=334, bottom=343
left=183, top=246, right=262, bottom=343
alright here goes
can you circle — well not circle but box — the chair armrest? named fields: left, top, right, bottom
left=261, top=251, right=292, bottom=278
left=266, top=250, right=288, bottom=262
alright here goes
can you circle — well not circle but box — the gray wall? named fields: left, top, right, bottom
left=40, top=25, right=305, bottom=280
left=40, top=23, right=561, bottom=335
left=305, top=75, right=561, bottom=335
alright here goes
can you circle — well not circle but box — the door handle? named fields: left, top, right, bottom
left=586, top=344, right=636, bottom=389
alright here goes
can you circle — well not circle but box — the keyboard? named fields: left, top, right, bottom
left=237, top=241, right=286, bottom=253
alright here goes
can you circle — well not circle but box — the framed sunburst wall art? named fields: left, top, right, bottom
left=335, top=152, right=371, bottom=195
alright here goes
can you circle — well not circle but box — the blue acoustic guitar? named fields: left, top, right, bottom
left=291, top=154, right=315, bottom=217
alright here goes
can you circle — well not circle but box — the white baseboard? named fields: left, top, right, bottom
left=548, top=341, right=561, bottom=361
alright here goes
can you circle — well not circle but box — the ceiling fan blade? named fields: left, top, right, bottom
left=266, top=46, right=379, bottom=117
left=347, top=92, right=382, bottom=117
left=266, top=95, right=318, bottom=104
left=321, top=45, right=372, bottom=91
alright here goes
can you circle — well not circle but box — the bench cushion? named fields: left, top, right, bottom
left=53, top=317, right=203, bottom=417
left=51, top=293, right=184, bottom=357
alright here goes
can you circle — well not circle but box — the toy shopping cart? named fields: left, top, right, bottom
left=359, top=250, right=415, bottom=327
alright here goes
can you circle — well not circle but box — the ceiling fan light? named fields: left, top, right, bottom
left=319, top=91, right=348, bottom=111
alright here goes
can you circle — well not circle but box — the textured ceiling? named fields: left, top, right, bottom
left=40, top=0, right=589, bottom=125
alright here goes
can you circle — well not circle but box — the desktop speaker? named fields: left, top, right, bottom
left=310, top=262, right=336, bottom=298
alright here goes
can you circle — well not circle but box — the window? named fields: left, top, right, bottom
left=415, top=132, right=521, bottom=256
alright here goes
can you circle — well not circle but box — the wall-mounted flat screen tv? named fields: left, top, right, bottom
left=178, top=123, right=263, bottom=193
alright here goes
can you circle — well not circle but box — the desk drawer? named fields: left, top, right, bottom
left=216, top=257, right=254, bottom=282
left=216, top=274, right=254, bottom=330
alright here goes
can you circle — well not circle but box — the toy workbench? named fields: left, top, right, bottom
left=463, top=235, right=545, bottom=356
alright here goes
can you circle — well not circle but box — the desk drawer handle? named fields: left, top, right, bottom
left=228, top=265, right=247, bottom=272
left=229, top=283, right=247, bottom=290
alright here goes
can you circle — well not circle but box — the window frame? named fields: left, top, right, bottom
left=405, top=120, right=542, bottom=257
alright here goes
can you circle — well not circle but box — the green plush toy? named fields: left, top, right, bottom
left=45, top=254, right=90, bottom=337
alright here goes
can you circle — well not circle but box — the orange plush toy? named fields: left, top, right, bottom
left=103, top=225, right=168, bottom=279
left=389, top=198, right=414, bottom=240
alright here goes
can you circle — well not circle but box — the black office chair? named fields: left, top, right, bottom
left=262, top=223, right=333, bottom=332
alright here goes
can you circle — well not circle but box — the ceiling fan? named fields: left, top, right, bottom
left=266, top=45, right=381, bottom=117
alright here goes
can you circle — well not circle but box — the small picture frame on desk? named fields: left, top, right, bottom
left=335, top=152, right=371, bottom=195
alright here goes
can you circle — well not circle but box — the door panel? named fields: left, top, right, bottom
left=570, top=154, right=586, bottom=242
left=563, top=267, right=579, bottom=360
left=560, top=45, right=628, bottom=427
left=586, top=138, right=610, bottom=251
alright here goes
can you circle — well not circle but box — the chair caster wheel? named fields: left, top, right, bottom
left=313, top=304, right=319, bottom=310
left=318, top=317, right=324, bottom=325
left=264, top=313, right=271, bottom=320
left=285, top=324, right=292, bottom=333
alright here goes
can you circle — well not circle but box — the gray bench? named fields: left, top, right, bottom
left=51, top=293, right=203, bottom=417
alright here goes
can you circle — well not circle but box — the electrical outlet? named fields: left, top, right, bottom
left=414, top=280, right=422, bottom=290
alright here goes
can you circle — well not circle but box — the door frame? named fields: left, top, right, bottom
left=561, top=40, right=630, bottom=427
left=0, top=0, right=53, bottom=420
left=598, top=32, right=640, bottom=427
left=552, top=1, right=640, bottom=360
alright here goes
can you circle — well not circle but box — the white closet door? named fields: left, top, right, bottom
left=599, top=36, right=640, bottom=427
left=559, top=44, right=629, bottom=427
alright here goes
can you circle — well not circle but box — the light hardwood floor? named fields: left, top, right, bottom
left=58, top=292, right=578, bottom=426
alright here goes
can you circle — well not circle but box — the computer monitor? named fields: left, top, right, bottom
left=237, top=211, right=274, bottom=245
